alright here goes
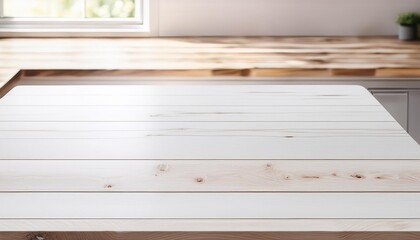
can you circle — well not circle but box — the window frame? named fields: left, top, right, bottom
left=0, top=0, right=154, bottom=35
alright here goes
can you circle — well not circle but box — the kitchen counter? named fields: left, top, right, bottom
left=0, top=37, right=420, bottom=83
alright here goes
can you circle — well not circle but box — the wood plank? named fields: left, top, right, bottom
left=0, top=134, right=418, bottom=160
left=1, top=232, right=420, bottom=240
left=2, top=193, right=420, bottom=219
left=2, top=219, right=420, bottom=232
left=0, top=105, right=391, bottom=122
left=0, top=94, right=380, bottom=106
left=5, top=85, right=372, bottom=96
left=0, top=121, right=405, bottom=138
left=0, top=159, right=419, bottom=192
left=0, top=85, right=380, bottom=107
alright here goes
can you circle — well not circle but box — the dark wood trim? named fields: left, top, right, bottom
left=1, top=232, right=420, bottom=240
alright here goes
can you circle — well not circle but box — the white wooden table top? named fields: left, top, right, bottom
left=0, top=84, right=420, bottom=232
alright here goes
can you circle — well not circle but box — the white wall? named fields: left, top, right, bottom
left=158, top=0, right=420, bottom=36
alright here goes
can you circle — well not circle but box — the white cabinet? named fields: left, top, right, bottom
left=371, top=90, right=409, bottom=131
left=369, top=89, right=420, bottom=145
left=409, top=90, right=420, bottom=144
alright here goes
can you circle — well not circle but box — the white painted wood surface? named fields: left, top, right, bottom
left=0, top=84, right=419, bottom=232
left=0, top=86, right=419, bottom=160
left=1, top=193, right=420, bottom=219
left=2, top=85, right=375, bottom=96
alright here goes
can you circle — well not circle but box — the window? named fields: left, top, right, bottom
left=0, top=0, right=150, bottom=33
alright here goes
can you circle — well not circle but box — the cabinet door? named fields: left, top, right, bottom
left=409, top=90, right=420, bottom=144
left=371, top=90, right=408, bottom=131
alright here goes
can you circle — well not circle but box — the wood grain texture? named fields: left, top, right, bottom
left=1, top=159, right=419, bottom=192
left=251, top=68, right=331, bottom=77
left=376, top=69, right=420, bottom=77
left=1, top=37, right=420, bottom=90
left=2, top=232, right=420, bottom=240
left=331, top=69, right=377, bottom=77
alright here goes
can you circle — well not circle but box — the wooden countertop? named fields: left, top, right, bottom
left=1, top=85, right=420, bottom=234
left=0, top=37, right=420, bottom=81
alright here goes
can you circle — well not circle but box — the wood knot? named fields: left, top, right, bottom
left=104, top=184, right=113, bottom=189
left=157, top=164, right=169, bottom=172
left=266, top=163, right=272, bottom=168
left=375, top=175, right=392, bottom=180
left=351, top=174, right=365, bottom=179
left=195, top=177, right=205, bottom=183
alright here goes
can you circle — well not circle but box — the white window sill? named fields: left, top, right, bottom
left=0, top=29, right=154, bottom=37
